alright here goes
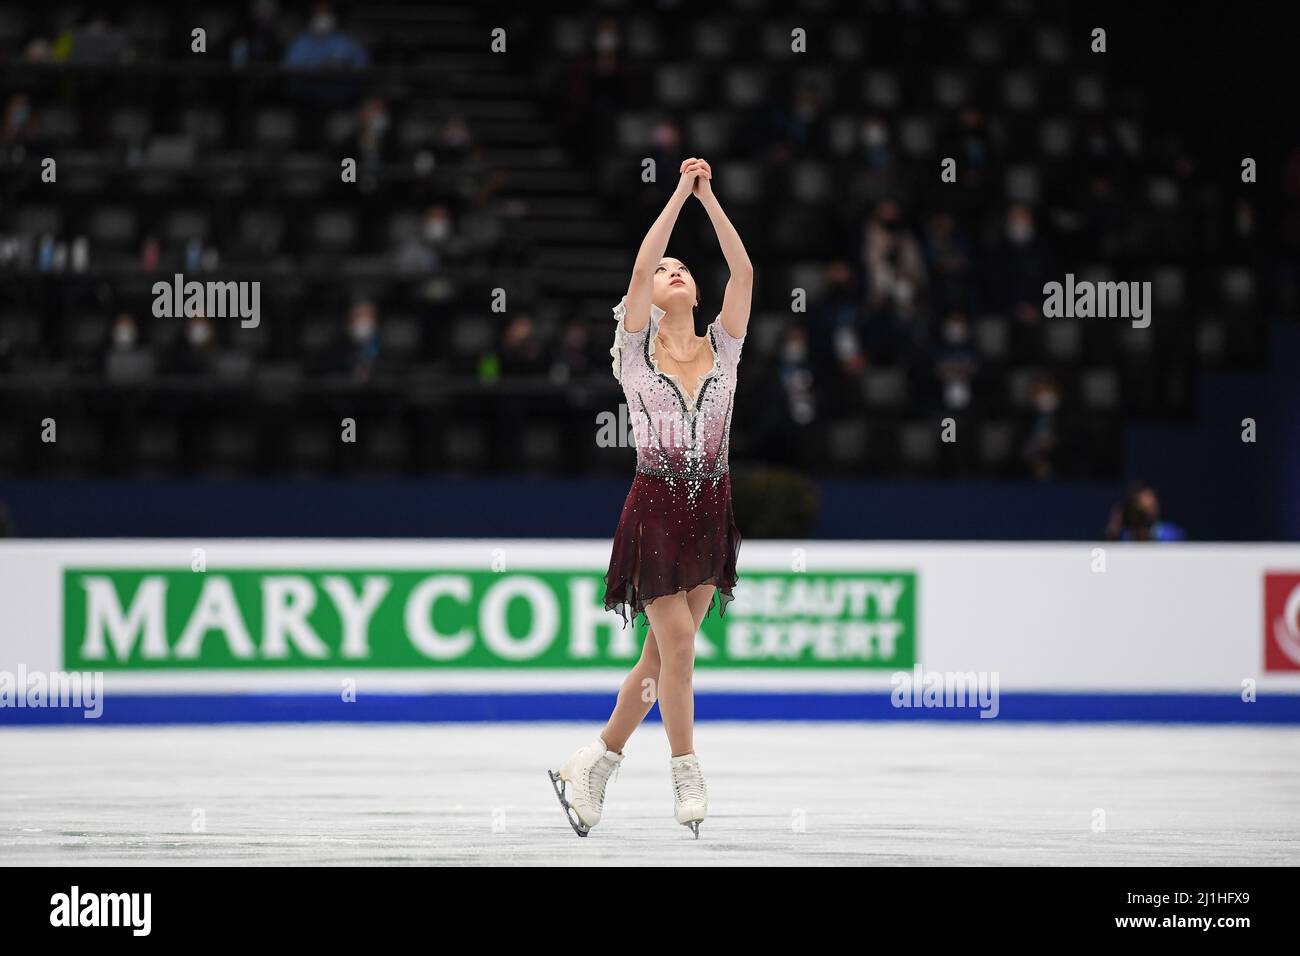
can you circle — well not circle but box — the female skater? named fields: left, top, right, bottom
left=549, top=158, right=752, bottom=838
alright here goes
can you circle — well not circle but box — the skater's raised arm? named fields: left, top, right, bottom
left=691, top=160, right=753, bottom=340
left=623, top=159, right=706, bottom=333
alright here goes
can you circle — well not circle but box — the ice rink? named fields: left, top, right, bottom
left=2, top=722, right=1298, bottom=866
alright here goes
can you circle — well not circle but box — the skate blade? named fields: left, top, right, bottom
left=683, top=820, right=701, bottom=839
left=547, top=770, right=591, bottom=838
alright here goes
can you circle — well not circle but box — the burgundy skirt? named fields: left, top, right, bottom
left=603, top=471, right=742, bottom=628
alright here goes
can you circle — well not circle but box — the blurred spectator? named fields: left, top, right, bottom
left=393, top=204, right=457, bottom=273
left=647, top=120, right=682, bottom=181
left=439, top=115, right=475, bottom=160
left=109, top=313, right=139, bottom=354
left=284, top=2, right=368, bottom=103
left=590, top=18, right=621, bottom=67
left=2, top=93, right=35, bottom=144
left=140, top=236, right=161, bottom=271
left=24, top=37, right=52, bottom=62
left=105, top=312, right=155, bottom=383
left=956, top=109, right=991, bottom=182
left=336, top=300, right=380, bottom=382
left=752, top=325, right=817, bottom=467
left=863, top=201, right=927, bottom=362
left=1106, top=482, right=1187, bottom=541
left=1020, top=373, right=1064, bottom=480
left=930, top=312, right=980, bottom=412
left=422, top=205, right=454, bottom=248
left=768, top=83, right=829, bottom=161
left=993, top=203, right=1053, bottom=357
left=230, top=0, right=283, bottom=66
left=858, top=113, right=894, bottom=170
left=353, top=96, right=391, bottom=162
left=807, top=260, right=866, bottom=416
left=776, top=326, right=817, bottom=426
left=1001, top=203, right=1049, bottom=315
left=1225, top=197, right=1260, bottom=258
left=923, top=212, right=976, bottom=317
left=552, top=319, right=592, bottom=382
left=500, top=314, right=544, bottom=376
left=284, top=2, right=368, bottom=69
left=170, top=313, right=218, bottom=376
left=850, top=113, right=901, bottom=205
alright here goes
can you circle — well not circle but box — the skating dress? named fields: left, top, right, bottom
left=602, top=295, right=744, bottom=627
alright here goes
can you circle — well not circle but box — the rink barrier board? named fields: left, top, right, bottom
left=4, top=539, right=1300, bottom=724
left=3, top=691, right=1300, bottom=725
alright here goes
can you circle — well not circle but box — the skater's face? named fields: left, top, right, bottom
left=653, top=258, right=698, bottom=312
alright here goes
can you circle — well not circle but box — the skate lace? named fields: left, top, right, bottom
left=587, top=755, right=619, bottom=803
left=672, top=759, right=706, bottom=803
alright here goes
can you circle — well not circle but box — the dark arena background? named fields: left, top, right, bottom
left=1, top=0, right=1298, bottom=895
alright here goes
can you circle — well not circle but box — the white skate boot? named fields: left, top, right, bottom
left=670, top=752, right=708, bottom=838
left=547, top=738, right=624, bottom=837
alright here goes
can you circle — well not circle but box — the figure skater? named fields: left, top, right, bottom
left=549, top=158, right=752, bottom=838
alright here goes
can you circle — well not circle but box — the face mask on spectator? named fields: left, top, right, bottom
left=113, top=322, right=137, bottom=348
left=424, top=219, right=450, bottom=242
left=862, top=123, right=887, bottom=148
left=594, top=29, right=618, bottom=54
left=311, top=13, right=336, bottom=34
left=1007, top=220, right=1034, bottom=245
left=943, top=320, right=969, bottom=344
left=945, top=379, right=971, bottom=408
left=188, top=320, right=212, bottom=347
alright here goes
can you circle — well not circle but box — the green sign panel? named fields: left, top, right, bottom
left=63, top=568, right=916, bottom=669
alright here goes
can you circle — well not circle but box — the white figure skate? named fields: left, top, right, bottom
left=547, top=738, right=624, bottom=837
left=670, top=752, right=708, bottom=838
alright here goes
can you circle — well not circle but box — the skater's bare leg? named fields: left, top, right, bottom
left=600, top=624, right=662, bottom=754
left=644, top=586, right=711, bottom=757
left=600, top=584, right=716, bottom=753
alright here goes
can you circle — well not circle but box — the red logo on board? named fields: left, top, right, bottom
left=1264, top=573, right=1300, bottom=671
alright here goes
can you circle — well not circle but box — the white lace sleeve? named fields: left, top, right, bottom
left=610, top=295, right=664, bottom=382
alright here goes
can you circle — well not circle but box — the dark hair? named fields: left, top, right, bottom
left=1121, top=481, right=1157, bottom=538
left=660, top=257, right=701, bottom=307
left=1124, top=479, right=1155, bottom=502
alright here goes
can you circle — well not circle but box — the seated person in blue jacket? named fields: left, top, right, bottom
left=1105, top=481, right=1186, bottom=541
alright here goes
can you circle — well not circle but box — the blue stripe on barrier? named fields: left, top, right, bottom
left=1, top=692, right=1299, bottom=725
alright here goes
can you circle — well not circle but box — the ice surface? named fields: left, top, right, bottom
left=2, top=722, right=1297, bottom=865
